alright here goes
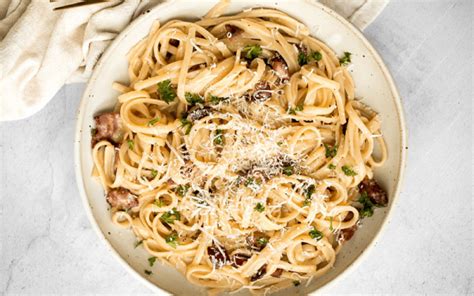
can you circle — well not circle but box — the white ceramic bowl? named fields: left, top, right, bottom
left=75, top=0, right=407, bottom=294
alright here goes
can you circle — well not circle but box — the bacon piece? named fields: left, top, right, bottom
left=271, top=268, right=283, bottom=277
left=231, top=253, right=251, bottom=268
left=250, top=264, right=267, bottom=281
left=246, top=232, right=269, bottom=251
left=207, top=244, right=229, bottom=268
left=225, top=24, right=243, bottom=40
left=358, top=177, right=388, bottom=206
left=106, top=187, right=138, bottom=210
left=251, top=81, right=272, bottom=102
left=337, top=212, right=357, bottom=242
left=269, top=54, right=289, bottom=83
left=187, top=106, right=211, bottom=122
left=339, top=225, right=357, bottom=242
left=92, top=112, right=123, bottom=146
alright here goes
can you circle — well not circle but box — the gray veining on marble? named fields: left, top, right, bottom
left=1, top=0, right=472, bottom=294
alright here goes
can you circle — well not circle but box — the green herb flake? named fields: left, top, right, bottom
left=310, top=51, right=322, bottom=61
left=154, top=199, right=164, bottom=207
left=243, top=44, right=262, bottom=60
left=165, top=232, right=179, bottom=248
left=160, top=208, right=181, bottom=224
left=309, top=228, right=323, bottom=241
left=157, top=79, right=176, bottom=103
left=256, top=237, right=268, bottom=247
left=149, top=169, right=158, bottom=179
left=328, top=163, right=336, bottom=170
left=288, top=104, right=303, bottom=115
left=341, top=165, right=357, bottom=176
left=127, top=139, right=134, bottom=150
left=91, top=128, right=97, bottom=137
left=148, top=117, right=160, bottom=126
left=134, top=240, right=143, bottom=248
left=339, top=52, right=352, bottom=66
left=254, top=202, right=265, bottom=213
left=185, top=92, right=204, bottom=106
left=293, top=280, right=301, bottom=287
left=180, top=117, right=193, bottom=135
left=175, top=184, right=190, bottom=197
left=144, top=269, right=152, bottom=275
left=245, top=177, right=255, bottom=187
left=298, top=51, right=308, bottom=66
left=324, top=143, right=338, bottom=158
left=209, top=95, right=227, bottom=105
left=358, top=191, right=374, bottom=218
left=329, top=217, right=334, bottom=231
left=303, top=184, right=315, bottom=206
left=282, top=165, right=294, bottom=176
left=214, top=129, right=224, bottom=145
left=148, top=256, right=157, bottom=267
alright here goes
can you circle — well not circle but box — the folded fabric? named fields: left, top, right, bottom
left=0, top=0, right=388, bottom=121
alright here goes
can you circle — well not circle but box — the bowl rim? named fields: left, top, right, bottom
left=74, top=0, right=407, bottom=294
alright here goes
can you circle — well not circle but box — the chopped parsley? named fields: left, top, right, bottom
left=298, top=50, right=322, bottom=66
left=185, top=92, right=204, bottom=106
left=342, top=165, right=357, bottom=176
left=293, top=280, right=301, bottom=287
left=154, top=199, right=164, bottom=207
left=127, top=139, right=134, bottom=150
left=144, top=269, right=152, bottom=275
left=245, top=177, right=255, bottom=186
left=180, top=117, right=193, bottom=135
left=309, top=228, right=323, bottom=241
left=298, top=51, right=308, bottom=66
left=329, top=217, right=334, bottom=231
left=254, top=202, right=265, bottom=213
left=209, top=95, right=228, bottom=105
left=324, top=143, right=338, bottom=158
left=282, top=165, right=294, bottom=176
left=214, top=129, right=224, bottom=145
left=303, top=184, right=315, bottom=206
left=243, top=44, right=262, bottom=60
left=165, top=232, right=179, bottom=248
left=148, top=256, right=157, bottom=267
left=148, top=117, right=160, bottom=126
left=160, top=208, right=181, bottom=224
left=358, top=191, right=374, bottom=218
left=150, top=169, right=158, bottom=179
left=288, top=103, right=304, bottom=115
left=311, top=51, right=322, bottom=61
left=157, top=79, right=176, bottom=103
left=134, top=240, right=143, bottom=248
left=175, top=184, right=190, bottom=197
left=328, top=163, right=336, bottom=170
left=339, top=51, right=352, bottom=66
left=256, top=237, right=268, bottom=247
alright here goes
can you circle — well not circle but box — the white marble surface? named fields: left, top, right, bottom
left=1, top=0, right=472, bottom=294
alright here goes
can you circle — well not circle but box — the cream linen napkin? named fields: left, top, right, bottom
left=0, top=0, right=389, bottom=121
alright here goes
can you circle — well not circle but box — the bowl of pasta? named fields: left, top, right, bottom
left=75, top=0, right=406, bottom=294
